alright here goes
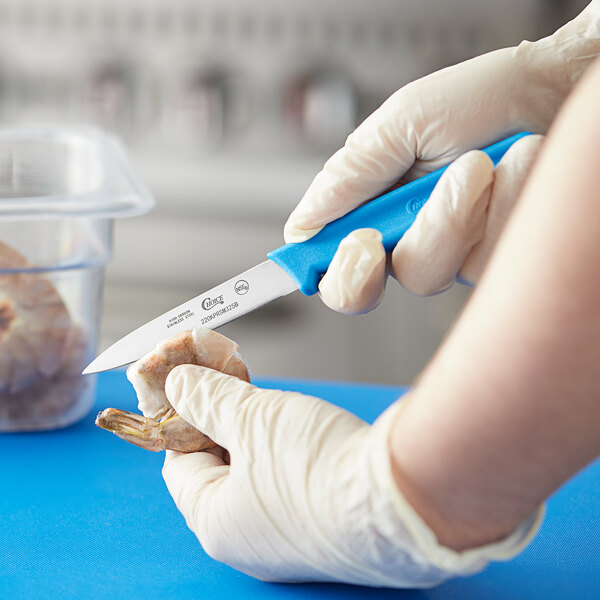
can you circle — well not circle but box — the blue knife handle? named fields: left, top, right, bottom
left=268, top=132, right=532, bottom=295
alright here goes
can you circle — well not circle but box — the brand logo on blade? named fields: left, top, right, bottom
left=406, top=197, right=426, bottom=214
left=201, top=295, right=225, bottom=310
left=234, top=280, right=249, bottom=295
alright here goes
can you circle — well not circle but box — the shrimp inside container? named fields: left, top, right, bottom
left=0, top=126, right=154, bottom=431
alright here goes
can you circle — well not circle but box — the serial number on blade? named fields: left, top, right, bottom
left=166, top=309, right=196, bottom=329
left=200, top=301, right=239, bottom=325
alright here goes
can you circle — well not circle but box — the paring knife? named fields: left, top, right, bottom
left=83, top=131, right=531, bottom=374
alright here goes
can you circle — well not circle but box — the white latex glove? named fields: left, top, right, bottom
left=284, top=2, right=600, bottom=312
left=161, top=365, right=541, bottom=587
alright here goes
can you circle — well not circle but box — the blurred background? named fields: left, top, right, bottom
left=0, top=0, right=589, bottom=384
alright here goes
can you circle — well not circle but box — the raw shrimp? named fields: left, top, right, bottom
left=0, top=325, right=92, bottom=430
left=0, top=242, right=71, bottom=394
left=96, top=328, right=250, bottom=452
left=96, top=406, right=216, bottom=453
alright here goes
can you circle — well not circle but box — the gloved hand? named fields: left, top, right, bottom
left=284, top=2, right=600, bottom=312
left=161, top=364, right=540, bottom=587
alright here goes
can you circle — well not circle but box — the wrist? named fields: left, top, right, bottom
left=361, top=398, right=542, bottom=582
left=387, top=392, right=529, bottom=551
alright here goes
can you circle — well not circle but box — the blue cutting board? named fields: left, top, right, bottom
left=1, top=371, right=598, bottom=599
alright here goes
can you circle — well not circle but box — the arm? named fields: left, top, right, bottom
left=150, top=65, right=600, bottom=585
left=390, top=56, right=600, bottom=551
left=153, top=58, right=600, bottom=589
left=146, top=11, right=600, bottom=589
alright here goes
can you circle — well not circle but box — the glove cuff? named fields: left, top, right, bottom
left=369, top=401, right=543, bottom=584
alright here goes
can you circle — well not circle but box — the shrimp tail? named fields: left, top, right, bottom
left=96, top=407, right=216, bottom=453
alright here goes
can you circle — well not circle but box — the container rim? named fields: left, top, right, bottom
left=0, top=124, right=155, bottom=219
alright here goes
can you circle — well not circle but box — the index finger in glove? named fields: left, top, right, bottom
left=318, top=228, right=387, bottom=314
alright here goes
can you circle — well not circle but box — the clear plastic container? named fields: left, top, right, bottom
left=0, top=125, right=154, bottom=431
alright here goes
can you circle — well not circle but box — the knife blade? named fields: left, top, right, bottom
left=83, top=131, right=531, bottom=374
